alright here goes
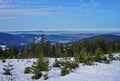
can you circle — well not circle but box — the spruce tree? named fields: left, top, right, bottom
left=74, top=48, right=86, bottom=63
left=30, top=38, right=36, bottom=58
left=0, top=47, right=4, bottom=59
left=31, top=53, right=49, bottom=80
left=7, top=46, right=18, bottom=58
left=108, top=47, right=113, bottom=60
left=3, top=61, right=14, bottom=75
left=94, top=48, right=103, bottom=62
left=3, top=61, right=17, bottom=81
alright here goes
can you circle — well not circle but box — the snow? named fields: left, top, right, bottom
left=0, top=45, right=6, bottom=51
left=0, top=56, right=120, bottom=81
left=21, top=43, right=25, bottom=45
left=46, top=61, right=120, bottom=81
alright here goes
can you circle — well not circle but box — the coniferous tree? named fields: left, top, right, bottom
left=54, top=43, right=63, bottom=57
left=39, top=34, right=46, bottom=55
left=30, top=38, right=36, bottom=57
left=3, top=61, right=14, bottom=75
left=74, top=48, right=86, bottom=63
left=45, top=40, right=51, bottom=57
left=94, top=48, right=103, bottom=62
left=21, top=48, right=29, bottom=58
left=93, top=37, right=105, bottom=53
left=6, top=46, right=18, bottom=58
left=7, top=73, right=16, bottom=81
left=71, top=42, right=80, bottom=55
left=61, top=51, right=78, bottom=76
left=116, top=41, right=120, bottom=52
left=0, top=47, right=4, bottom=59
left=81, top=39, right=91, bottom=54
left=108, top=46, right=113, bottom=60
left=51, top=45, right=56, bottom=57
left=36, top=34, right=48, bottom=57
left=3, top=61, right=16, bottom=81
left=31, top=53, right=49, bottom=80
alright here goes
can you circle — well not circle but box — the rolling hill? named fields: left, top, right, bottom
left=0, top=32, right=30, bottom=46
left=80, top=34, right=120, bottom=44
left=0, top=31, right=120, bottom=47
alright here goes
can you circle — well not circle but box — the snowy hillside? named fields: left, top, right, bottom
left=0, top=54, right=120, bottom=81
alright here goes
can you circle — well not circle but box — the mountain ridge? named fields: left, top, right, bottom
left=80, top=34, right=120, bottom=44
left=0, top=32, right=120, bottom=47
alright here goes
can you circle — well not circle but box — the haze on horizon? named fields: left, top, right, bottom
left=0, top=0, right=120, bottom=32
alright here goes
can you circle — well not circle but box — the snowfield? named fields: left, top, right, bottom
left=0, top=55, right=120, bottom=81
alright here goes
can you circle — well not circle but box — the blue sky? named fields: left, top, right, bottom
left=0, top=0, right=120, bottom=31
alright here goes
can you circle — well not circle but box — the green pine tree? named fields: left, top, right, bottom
left=3, top=61, right=14, bottom=75
left=31, top=53, right=49, bottom=80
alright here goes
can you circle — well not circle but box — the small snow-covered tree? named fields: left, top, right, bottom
left=3, top=61, right=14, bottom=75
left=7, top=73, right=16, bottom=81
left=3, top=61, right=16, bottom=81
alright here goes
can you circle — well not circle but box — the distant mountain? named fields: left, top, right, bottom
left=8, top=31, right=43, bottom=35
left=17, top=33, right=97, bottom=44
left=18, top=34, right=40, bottom=42
left=0, top=32, right=30, bottom=46
left=8, top=31, right=103, bottom=35
left=0, top=31, right=97, bottom=46
left=81, top=34, right=120, bottom=44
left=45, top=34, right=97, bottom=43
left=1, top=31, right=120, bottom=47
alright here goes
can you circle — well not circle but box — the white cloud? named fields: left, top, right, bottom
left=0, top=7, right=72, bottom=18
left=79, top=0, right=99, bottom=16
left=0, top=0, right=62, bottom=9
left=0, top=0, right=76, bottom=18
left=0, top=0, right=99, bottom=18
left=0, top=8, right=50, bottom=17
left=0, top=0, right=10, bottom=8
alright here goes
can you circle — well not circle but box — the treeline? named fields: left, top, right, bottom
left=0, top=34, right=120, bottom=59
left=0, top=46, right=18, bottom=59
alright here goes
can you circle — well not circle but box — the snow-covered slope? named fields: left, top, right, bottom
left=0, top=57, right=120, bottom=81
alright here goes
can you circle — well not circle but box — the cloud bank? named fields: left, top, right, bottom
left=0, top=0, right=99, bottom=17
